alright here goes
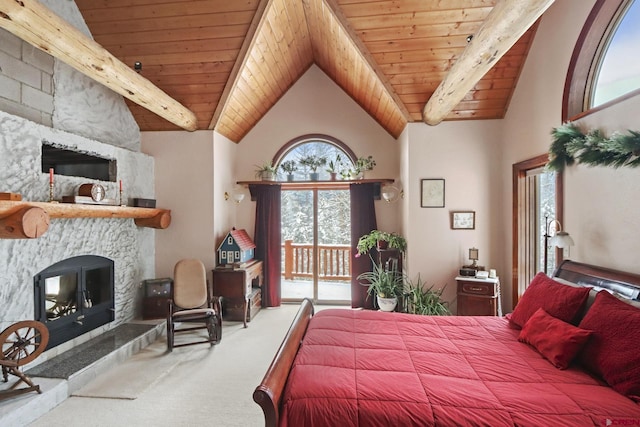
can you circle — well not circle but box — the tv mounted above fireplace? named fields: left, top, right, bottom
left=34, top=255, right=115, bottom=350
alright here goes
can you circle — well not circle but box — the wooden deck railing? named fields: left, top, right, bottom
left=282, top=240, right=351, bottom=281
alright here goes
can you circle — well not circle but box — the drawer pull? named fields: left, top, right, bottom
left=469, top=287, right=483, bottom=291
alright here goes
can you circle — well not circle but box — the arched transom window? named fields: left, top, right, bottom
left=564, top=0, right=640, bottom=120
left=591, top=0, right=640, bottom=108
left=273, top=135, right=356, bottom=181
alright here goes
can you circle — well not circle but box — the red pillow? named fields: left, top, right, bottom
left=518, top=308, right=592, bottom=369
left=509, top=272, right=590, bottom=328
left=578, top=291, right=640, bottom=400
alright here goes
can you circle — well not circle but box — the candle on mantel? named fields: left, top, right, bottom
left=49, top=168, right=54, bottom=184
left=119, top=180, right=123, bottom=191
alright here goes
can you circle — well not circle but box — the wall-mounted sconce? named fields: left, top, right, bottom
left=544, top=215, right=575, bottom=274
left=225, top=186, right=245, bottom=204
left=381, top=184, right=403, bottom=203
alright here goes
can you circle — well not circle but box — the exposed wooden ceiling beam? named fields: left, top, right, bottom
left=422, top=0, right=555, bottom=126
left=0, top=0, right=198, bottom=131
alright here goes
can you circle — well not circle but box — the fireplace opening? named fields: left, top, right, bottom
left=34, top=256, right=115, bottom=350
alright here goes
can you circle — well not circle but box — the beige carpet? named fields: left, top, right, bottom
left=71, top=343, right=187, bottom=400
left=28, top=304, right=315, bottom=427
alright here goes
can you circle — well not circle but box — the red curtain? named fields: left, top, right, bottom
left=350, top=183, right=377, bottom=309
left=249, top=184, right=282, bottom=307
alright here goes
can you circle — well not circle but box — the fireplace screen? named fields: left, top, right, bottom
left=35, top=256, right=115, bottom=349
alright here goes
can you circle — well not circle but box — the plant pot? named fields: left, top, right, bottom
left=309, top=172, right=319, bottom=181
left=286, top=174, right=294, bottom=182
left=377, top=295, right=397, bottom=312
left=260, top=171, right=275, bottom=181
left=329, top=172, right=337, bottom=181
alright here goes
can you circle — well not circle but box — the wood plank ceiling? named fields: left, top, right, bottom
left=75, top=0, right=538, bottom=142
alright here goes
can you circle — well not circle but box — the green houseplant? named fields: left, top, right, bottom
left=299, top=155, right=327, bottom=181
left=325, top=154, right=342, bottom=180
left=279, top=160, right=298, bottom=181
left=403, top=275, right=450, bottom=315
left=353, top=155, right=376, bottom=178
left=356, top=230, right=407, bottom=256
left=255, top=162, right=277, bottom=181
left=357, top=259, right=404, bottom=311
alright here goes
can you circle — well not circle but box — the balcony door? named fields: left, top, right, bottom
left=512, top=155, right=563, bottom=307
left=281, top=188, right=351, bottom=304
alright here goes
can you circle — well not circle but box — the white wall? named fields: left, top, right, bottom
left=212, top=131, right=241, bottom=247
left=403, top=120, right=504, bottom=309
left=564, top=98, right=640, bottom=273
left=141, top=131, right=217, bottom=279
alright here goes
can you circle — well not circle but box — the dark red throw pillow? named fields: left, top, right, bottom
left=518, top=308, right=592, bottom=369
left=578, top=291, right=640, bottom=401
left=509, top=272, right=590, bottom=329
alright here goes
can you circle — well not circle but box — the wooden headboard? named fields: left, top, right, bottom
left=553, top=260, right=640, bottom=301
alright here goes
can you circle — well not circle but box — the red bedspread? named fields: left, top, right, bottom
left=280, top=309, right=640, bottom=427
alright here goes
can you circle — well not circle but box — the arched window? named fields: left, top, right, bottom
left=564, top=0, right=640, bottom=120
left=591, top=0, right=640, bottom=107
left=273, top=134, right=356, bottom=181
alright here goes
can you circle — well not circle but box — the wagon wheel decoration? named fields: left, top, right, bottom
left=1, top=320, right=49, bottom=366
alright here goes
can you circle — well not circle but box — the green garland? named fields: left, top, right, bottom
left=547, top=122, right=640, bottom=171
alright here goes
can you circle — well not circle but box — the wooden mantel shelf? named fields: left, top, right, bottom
left=0, top=200, right=171, bottom=239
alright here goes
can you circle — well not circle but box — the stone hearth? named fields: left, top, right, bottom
left=0, top=321, right=164, bottom=427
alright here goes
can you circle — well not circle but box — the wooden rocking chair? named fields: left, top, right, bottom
left=0, top=320, right=49, bottom=400
left=166, top=259, right=222, bottom=351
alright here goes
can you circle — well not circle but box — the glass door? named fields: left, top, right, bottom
left=317, top=189, right=351, bottom=302
left=281, top=189, right=314, bottom=300
left=281, top=188, right=351, bottom=304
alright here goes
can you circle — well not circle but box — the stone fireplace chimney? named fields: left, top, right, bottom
left=0, top=0, right=156, bottom=362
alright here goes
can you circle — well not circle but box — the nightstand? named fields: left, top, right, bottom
left=455, top=276, right=501, bottom=316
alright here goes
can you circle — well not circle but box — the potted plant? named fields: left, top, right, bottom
left=255, top=162, right=277, bottom=181
left=355, top=155, right=376, bottom=179
left=299, top=155, right=327, bottom=181
left=357, top=259, right=404, bottom=312
left=403, top=275, right=450, bottom=315
left=279, top=160, right=298, bottom=181
left=356, top=230, right=407, bottom=256
left=325, top=155, right=342, bottom=181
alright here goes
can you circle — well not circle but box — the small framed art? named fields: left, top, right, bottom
left=451, top=211, right=475, bottom=230
left=420, top=179, right=445, bottom=208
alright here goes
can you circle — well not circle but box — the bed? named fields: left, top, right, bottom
left=253, top=260, right=640, bottom=426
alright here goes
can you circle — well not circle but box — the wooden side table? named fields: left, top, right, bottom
left=455, top=276, right=501, bottom=316
left=212, top=260, right=263, bottom=327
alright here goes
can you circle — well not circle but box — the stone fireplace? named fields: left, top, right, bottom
left=0, top=1, right=157, bottom=363
left=0, top=111, right=156, bottom=361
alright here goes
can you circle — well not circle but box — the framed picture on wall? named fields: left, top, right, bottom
left=451, top=211, right=475, bottom=230
left=421, top=179, right=445, bottom=208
